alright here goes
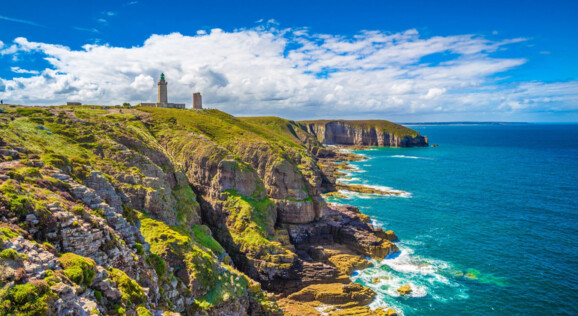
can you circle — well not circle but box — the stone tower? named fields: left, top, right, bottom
left=193, top=92, right=202, bottom=109
left=158, top=73, right=168, bottom=104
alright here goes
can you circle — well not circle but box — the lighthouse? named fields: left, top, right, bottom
left=157, top=73, right=168, bottom=105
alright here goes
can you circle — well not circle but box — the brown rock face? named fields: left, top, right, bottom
left=301, top=120, right=428, bottom=147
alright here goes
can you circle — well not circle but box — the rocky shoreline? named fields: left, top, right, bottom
left=274, top=145, right=407, bottom=315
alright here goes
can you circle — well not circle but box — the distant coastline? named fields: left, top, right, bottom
left=401, top=121, right=530, bottom=126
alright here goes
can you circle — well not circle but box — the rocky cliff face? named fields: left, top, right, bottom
left=0, top=107, right=420, bottom=315
left=301, top=120, right=428, bottom=147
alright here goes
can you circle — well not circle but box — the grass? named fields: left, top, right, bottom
left=192, top=225, right=225, bottom=256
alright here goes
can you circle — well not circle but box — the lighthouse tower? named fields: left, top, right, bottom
left=158, top=73, right=168, bottom=105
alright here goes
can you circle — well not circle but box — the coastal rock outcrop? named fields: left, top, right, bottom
left=300, top=120, right=428, bottom=147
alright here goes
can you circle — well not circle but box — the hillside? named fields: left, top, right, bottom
left=0, top=105, right=423, bottom=315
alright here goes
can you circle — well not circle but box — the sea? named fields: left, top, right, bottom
left=324, top=123, right=578, bottom=315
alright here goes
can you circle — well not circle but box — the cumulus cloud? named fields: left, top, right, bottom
left=130, top=74, right=154, bottom=91
left=0, top=26, right=576, bottom=120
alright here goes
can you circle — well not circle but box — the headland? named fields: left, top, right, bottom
left=0, top=104, right=426, bottom=315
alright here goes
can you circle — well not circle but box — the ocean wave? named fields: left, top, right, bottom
left=338, top=177, right=360, bottom=182
left=389, top=155, right=432, bottom=160
left=363, top=184, right=413, bottom=198
left=352, top=243, right=469, bottom=314
left=338, top=190, right=376, bottom=199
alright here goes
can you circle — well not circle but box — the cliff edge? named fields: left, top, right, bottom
left=299, top=120, right=428, bottom=147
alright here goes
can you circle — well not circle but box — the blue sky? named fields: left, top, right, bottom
left=1, top=0, right=577, bottom=121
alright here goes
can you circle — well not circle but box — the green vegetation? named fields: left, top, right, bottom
left=16, top=107, right=53, bottom=117
left=0, top=249, right=26, bottom=260
left=146, top=253, right=166, bottom=277
left=108, top=268, right=146, bottom=306
left=134, top=243, right=144, bottom=256
left=0, top=226, right=20, bottom=243
left=0, top=280, right=56, bottom=315
left=222, top=191, right=295, bottom=267
left=172, top=183, right=200, bottom=228
left=192, top=225, right=225, bottom=256
left=138, top=214, right=191, bottom=256
left=136, top=305, right=152, bottom=316
left=58, top=253, right=97, bottom=286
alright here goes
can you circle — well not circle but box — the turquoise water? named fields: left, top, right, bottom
left=325, top=124, right=578, bottom=315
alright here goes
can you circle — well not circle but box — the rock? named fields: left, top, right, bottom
left=287, top=282, right=375, bottom=306
left=336, top=183, right=409, bottom=196
left=301, top=120, right=428, bottom=147
left=327, top=254, right=372, bottom=276
left=372, top=276, right=390, bottom=283
left=26, top=214, right=39, bottom=225
left=397, top=284, right=412, bottom=295
left=383, top=308, right=398, bottom=316
left=384, top=230, right=398, bottom=241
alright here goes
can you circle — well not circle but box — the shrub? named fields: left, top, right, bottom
left=0, top=249, right=19, bottom=260
left=0, top=280, right=55, bottom=315
left=58, top=253, right=97, bottom=286
left=71, top=206, right=85, bottom=216
left=134, top=243, right=144, bottom=256
left=16, top=108, right=53, bottom=117
left=146, top=253, right=166, bottom=277
left=136, top=305, right=152, bottom=316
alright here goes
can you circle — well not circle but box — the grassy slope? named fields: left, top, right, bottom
left=0, top=105, right=279, bottom=313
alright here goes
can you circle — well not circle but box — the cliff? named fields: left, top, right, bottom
left=0, top=106, right=421, bottom=315
left=299, top=120, right=428, bottom=147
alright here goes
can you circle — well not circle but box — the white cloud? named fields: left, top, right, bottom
left=73, top=27, right=100, bottom=33
left=0, top=26, right=576, bottom=121
left=10, top=67, right=39, bottom=74
left=0, top=15, right=44, bottom=27
left=421, top=88, right=446, bottom=99
left=130, top=74, right=154, bottom=91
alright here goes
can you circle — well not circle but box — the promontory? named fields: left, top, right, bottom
left=0, top=105, right=426, bottom=315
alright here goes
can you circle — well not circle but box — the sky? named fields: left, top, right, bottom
left=1, top=0, right=577, bottom=122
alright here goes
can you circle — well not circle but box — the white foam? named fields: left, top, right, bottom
left=338, top=190, right=376, bottom=199
left=389, top=155, right=432, bottom=160
left=353, top=242, right=470, bottom=313
left=338, top=177, right=360, bottom=183
left=363, top=184, right=413, bottom=198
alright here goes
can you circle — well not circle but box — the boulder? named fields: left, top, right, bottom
left=397, top=284, right=412, bottom=295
